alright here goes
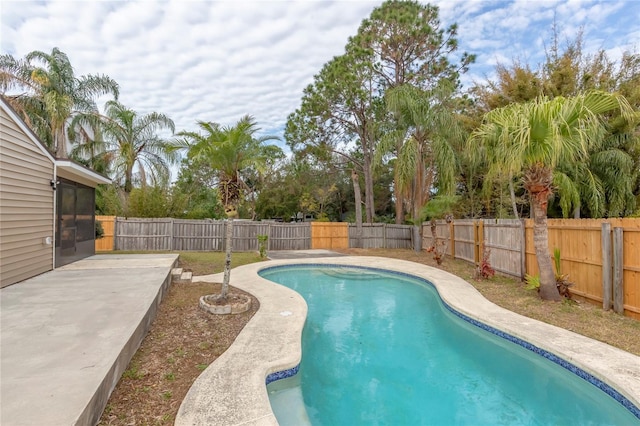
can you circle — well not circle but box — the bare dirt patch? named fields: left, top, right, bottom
left=98, top=282, right=258, bottom=426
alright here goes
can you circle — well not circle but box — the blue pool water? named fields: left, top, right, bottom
left=261, top=265, right=639, bottom=426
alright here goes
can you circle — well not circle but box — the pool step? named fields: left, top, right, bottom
left=171, top=268, right=193, bottom=284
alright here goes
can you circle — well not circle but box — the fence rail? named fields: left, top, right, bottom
left=95, top=216, right=639, bottom=319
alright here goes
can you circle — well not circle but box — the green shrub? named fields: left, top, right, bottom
left=257, top=235, right=268, bottom=258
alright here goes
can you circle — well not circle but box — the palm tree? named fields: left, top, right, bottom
left=379, top=82, right=463, bottom=223
left=173, top=115, right=280, bottom=300
left=0, top=47, right=119, bottom=158
left=70, top=100, right=177, bottom=194
left=469, top=91, right=637, bottom=301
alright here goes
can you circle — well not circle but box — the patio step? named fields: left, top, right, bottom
left=171, top=268, right=183, bottom=281
left=172, top=268, right=192, bottom=284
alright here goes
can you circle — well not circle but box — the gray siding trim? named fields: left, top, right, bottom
left=0, top=106, right=55, bottom=287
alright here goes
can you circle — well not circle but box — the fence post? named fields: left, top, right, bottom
left=383, top=223, right=387, bottom=249
left=114, top=216, right=119, bottom=251
left=479, top=220, right=484, bottom=263
left=613, top=227, right=624, bottom=314
left=601, top=223, right=612, bottom=311
left=520, top=219, right=526, bottom=280
left=169, top=218, right=174, bottom=251
left=473, top=221, right=479, bottom=265
left=473, top=221, right=477, bottom=264
left=449, top=221, right=455, bottom=258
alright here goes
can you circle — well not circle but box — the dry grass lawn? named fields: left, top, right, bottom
left=98, top=252, right=266, bottom=426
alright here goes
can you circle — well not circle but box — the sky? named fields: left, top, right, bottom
left=1, top=0, right=639, bottom=173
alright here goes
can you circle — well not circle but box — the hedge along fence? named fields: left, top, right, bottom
left=422, top=218, right=640, bottom=320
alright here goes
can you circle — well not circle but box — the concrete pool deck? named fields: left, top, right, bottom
left=0, top=253, right=178, bottom=426
left=175, top=256, right=640, bottom=426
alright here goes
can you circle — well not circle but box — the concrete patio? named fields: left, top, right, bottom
left=0, top=253, right=178, bottom=426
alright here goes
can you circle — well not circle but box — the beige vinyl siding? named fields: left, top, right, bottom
left=0, top=106, right=55, bottom=287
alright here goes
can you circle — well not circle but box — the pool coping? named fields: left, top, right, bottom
left=174, top=257, right=640, bottom=426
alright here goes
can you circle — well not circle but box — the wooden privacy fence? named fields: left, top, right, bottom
left=311, top=222, right=349, bottom=249
left=348, top=223, right=414, bottom=249
left=96, top=216, right=638, bottom=318
left=95, top=215, right=115, bottom=251
left=524, top=218, right=640, bottom=320
left=98, top=218, right=415, bottom=252
left=108, top=218, right=311, bottom=252
left=423, top=218, right=640, bottom=319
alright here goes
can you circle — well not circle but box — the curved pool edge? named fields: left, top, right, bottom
left=174, top=260, right=308, bottom=426
left=174, top=257, right=640, bottom=426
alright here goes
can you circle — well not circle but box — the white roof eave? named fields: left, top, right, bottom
left=55, top=159, right=111, bottom=185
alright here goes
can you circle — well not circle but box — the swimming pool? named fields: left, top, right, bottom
left=261, top=264, right=640, bottom=425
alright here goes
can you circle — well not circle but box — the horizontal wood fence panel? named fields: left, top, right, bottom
left=232, top=221, right=270, bottom=252
left=268, top=223, right=311, bottom=250
left=482, top=219, right=523, bottom=278
left=350, top=223, right=383, bottom=249
left=349, top=224, right=412, bottom=249
left=617, top=220, right=640, bottom=319
left=311, top=222, right=349, bottom=249
left=525, top=219, right=604, bottom=308
left=113, top=218, right=311, bottom=252
left=452, top=220, right=474, bottom=263
left=385, top=224, right=413, bottom=249
left=173, top=220, right=223, bottom=251
left=95, top=215, right=115, bottom=251
left=524, top=218, right=639, bottom=319
left=116, top=218, right=173, bottom=251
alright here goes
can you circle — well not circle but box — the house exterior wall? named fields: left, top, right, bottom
left=0, top=106, right=55, bottom=287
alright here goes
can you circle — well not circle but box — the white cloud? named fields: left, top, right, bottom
left=1, top=0, right=638, bottom=179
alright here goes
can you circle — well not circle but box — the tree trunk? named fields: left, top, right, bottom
left=352, top=170, right=363, bottom=249
left=573, top=206, right=581, bottom=219
left=394, top=181, right=405, bottom=224
left=363, top=155, right=375, bottom=223
left=430, top=219, right=443, bottom=264
left=531, top=192, right=561, bottom=301
left=509, top=177, right=519, bottom=219
left=221, top=217, right=233, bottom=301
left=54, top=127, right=68, bottom=158
left=413, top=225, right=421, bottom=253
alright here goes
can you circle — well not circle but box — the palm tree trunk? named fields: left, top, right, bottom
left=509, top=177, right=519, bottom=219
left=352, top=170, right=363, bottom=249
left=573, top=206, right=581, bottom=219
left=394, top=181, right=405, bottom=224
left=221, top=217, right=233, bottom=301
left=54, top=126, right=68, bottom=158
left=531, top=193, right=561, bottom=301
